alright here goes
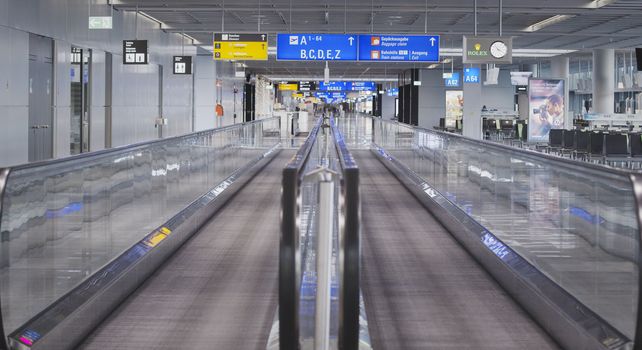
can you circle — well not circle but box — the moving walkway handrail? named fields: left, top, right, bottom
left=5, top=117, right=280, bottom=172
left=280, top=115, right=360, bottom=350
left=372, top=115, right=637, bottom=178
left=280, top=117, right=324, bottom=350
left=329, top=117, right=360, bottom=350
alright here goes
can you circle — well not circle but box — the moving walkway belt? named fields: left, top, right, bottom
left=79, top=152, right=293, bottom=350
left=354, top=150, right=560, bottom=350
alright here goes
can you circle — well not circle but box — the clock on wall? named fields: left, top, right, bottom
left=490, top=41, right=508, bottom=59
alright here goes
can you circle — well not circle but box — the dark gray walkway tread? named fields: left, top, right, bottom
left=79, top=151, right=293, bottom=350
left=355, top=150, right=560, bottom=350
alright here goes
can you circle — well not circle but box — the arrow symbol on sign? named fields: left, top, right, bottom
left=261, top=34, right=266, bottom=41
left=429, top=37, right=436, bottom=46
left=348, top=37, right=354, bottom=46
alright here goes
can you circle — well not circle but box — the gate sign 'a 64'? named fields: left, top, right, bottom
left=277, top=34, right=358, bottom=61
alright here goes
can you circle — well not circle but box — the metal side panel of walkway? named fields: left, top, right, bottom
left=78, top=151, right=293, bottom=350
left=355, top=150, right=560, bottom=350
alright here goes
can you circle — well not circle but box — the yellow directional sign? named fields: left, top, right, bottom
left=279, top=83, right=298, bottom=91
left=213, top=33, right=268, bottom=61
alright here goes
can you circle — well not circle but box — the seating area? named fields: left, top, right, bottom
left=531, top=129, right=642, bottom=168
left=483, top=118, right=527, bottom=144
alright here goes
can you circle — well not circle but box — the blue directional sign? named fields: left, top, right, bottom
left=315, top=91, right=347, bottom=102
left=276, top=34, right=358, bottom=61
left=350, top=81, right=376, bottom=91
left=445, top=72, right=460, bottom=87
left=464, top=67, right=481, bottom=83
left=318, top=82, right=349, bottom=91
left=387, top=88, right=399, bottom=97
left=358, top=34, right=439, bottom=62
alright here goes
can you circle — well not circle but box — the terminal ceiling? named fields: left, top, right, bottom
left=111, top=0, right=642, bottom=80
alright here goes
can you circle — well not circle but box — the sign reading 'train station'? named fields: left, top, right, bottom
left=358, top=35, right=440, bottom=62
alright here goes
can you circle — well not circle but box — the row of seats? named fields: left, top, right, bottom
left=483, top=119, right=528, bottom=142
left=545, top=129, right=642, bottom=166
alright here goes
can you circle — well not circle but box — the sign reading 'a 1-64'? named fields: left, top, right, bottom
left=277, top=33, right=440, bottom=62
left=277, top=34, right=358, bottom=61
left=359, top=35, right=439, bottom=62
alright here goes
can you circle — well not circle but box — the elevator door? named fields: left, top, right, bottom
left=28, top=34, right=54, bottom=162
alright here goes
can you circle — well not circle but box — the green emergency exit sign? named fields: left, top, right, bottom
left=89, top=16, right=112, bottom=29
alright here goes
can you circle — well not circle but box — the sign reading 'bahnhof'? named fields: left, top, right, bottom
left=277, top=33, right=440, bottom=62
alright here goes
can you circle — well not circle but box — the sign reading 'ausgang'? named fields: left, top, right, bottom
left=358, top=34, right=439, bottom=62
left=462, top=36, right=513, bottom=64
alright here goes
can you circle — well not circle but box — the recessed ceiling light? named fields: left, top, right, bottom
left=522, top=15, right=575, bottom=32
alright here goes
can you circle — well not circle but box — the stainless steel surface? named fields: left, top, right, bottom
left=0, top=118, right=281, bottom=349
left=357, top=150, right=561, bottom=350
left=79, top=151, right=292, bottom=350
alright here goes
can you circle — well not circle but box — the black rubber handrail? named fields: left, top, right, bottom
left=329, top=117, right=360, bottom=350
left=280, top=116, right=324, bottom=350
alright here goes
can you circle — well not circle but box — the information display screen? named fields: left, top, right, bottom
left=510, top=72, right=533, bottom=86
left=298, top=81, right=316, bottom=91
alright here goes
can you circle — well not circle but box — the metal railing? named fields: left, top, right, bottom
left=0, top=117, right=281, bottom=350
left=280, top=115, right=360, bottom=350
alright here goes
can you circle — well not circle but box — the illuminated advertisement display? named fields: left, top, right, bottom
left=445, top=90, right=463, bottom=128
left=528, top=79, right=565, bottom=142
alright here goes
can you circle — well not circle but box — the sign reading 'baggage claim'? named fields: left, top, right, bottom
left=213, top=33, right=268, bottom=61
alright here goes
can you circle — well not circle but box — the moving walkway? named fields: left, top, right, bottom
left=0, top=114, right=641, bottom=350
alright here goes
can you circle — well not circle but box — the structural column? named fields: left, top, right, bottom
left=592, top=49, right=615, bottom=114
left=549, top=55, right=570, bottom=127
left=462, top=65, right=482, bottom=139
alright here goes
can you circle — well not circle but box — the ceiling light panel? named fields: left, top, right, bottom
left=523, top=15, right=576, bottom=32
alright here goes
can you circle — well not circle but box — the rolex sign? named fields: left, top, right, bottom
left=463, top=36, right=513, bottom=64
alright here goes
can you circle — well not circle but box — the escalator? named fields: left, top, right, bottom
left=79, top=151, right=293, bottom=350
left=355, top=151, right=560, bottom=350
